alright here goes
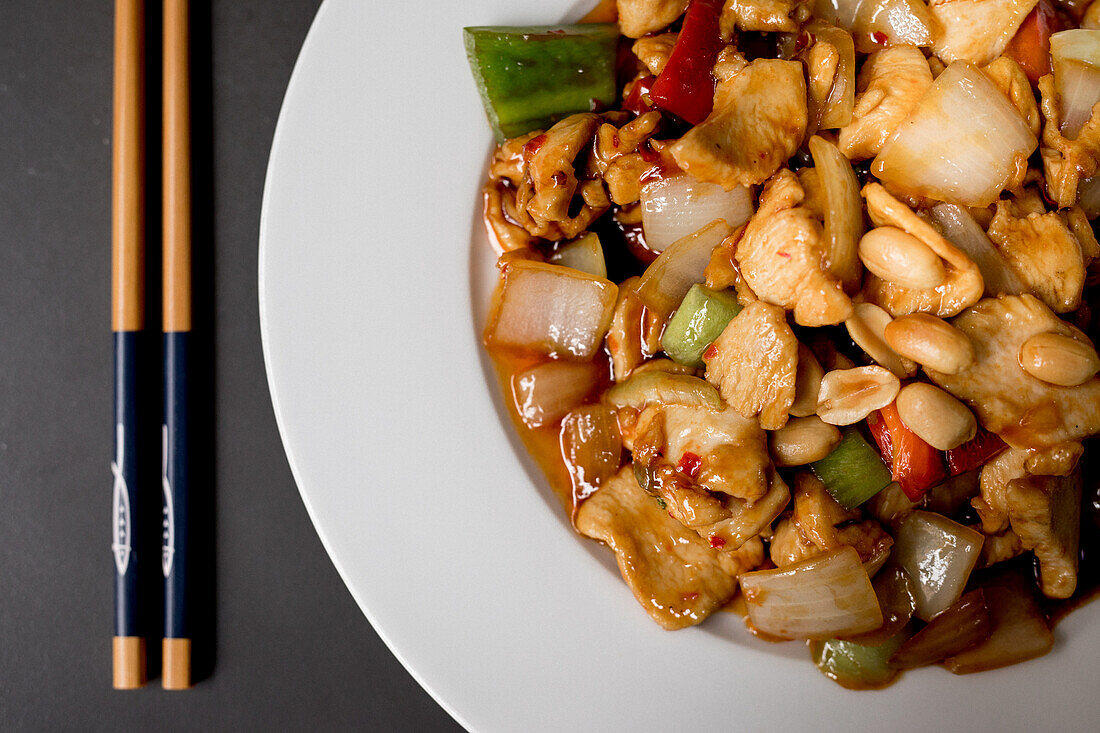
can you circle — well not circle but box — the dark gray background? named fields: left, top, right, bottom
left=0, top=1, right=464, bottom=730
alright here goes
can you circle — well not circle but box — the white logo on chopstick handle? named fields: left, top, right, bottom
left=161, top=424, right=176, bottom=578
left=111, top=423, right=132, bottom=576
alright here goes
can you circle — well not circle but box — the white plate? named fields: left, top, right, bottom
left=259, top=1, right=1100, bottom=730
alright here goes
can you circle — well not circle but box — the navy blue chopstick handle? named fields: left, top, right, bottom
left=113, top=332, right=141, bottom=638
left=163, top=331, right=189, bottom=640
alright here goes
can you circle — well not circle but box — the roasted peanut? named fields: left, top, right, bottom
left=770, top=416, right=842, bottom=466
left=883, top=313, right=975, bottom=374
left=790, top=344, right=825, bottom=418
left=858, top=226, right=946, bottom=290
left=1019, top=332, right=1100, bottom=386
left=816, top=366, right=901, bottom=425
left=845, top=303, right=918, bottom=378
left=895, top=383, right=977, bottom=451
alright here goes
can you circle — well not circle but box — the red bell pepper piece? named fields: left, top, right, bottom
left=946, top=429, right=1008, bottom=477
left=867, top=402, right=947, bottom=502
left=1004, top=0, right=1063, bottom=84
left=649, top=0, right=723, bottom=125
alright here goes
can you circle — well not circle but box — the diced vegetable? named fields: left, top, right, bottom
left=867, top=402, right=946, bottom=502
left=929, top=204, right=1026, bottom=298
left=648, top=0, right=724, bottom=124
left=641, top=175, right=754, bottom=253
left=660, top=284, right=742, bottom=368
left=921, top=469, right=981, bottom=516
left=511, top=361, right=603, bottom=429
left=1050, top=29, right=1100, bottom=137
left=889, top=589, right=992, bottom=669
left=810, top=428, right=893, bottom=509
left=872, top=61, right=1038, bottom=207
left=945, top=428, right=1007, bottom=477
left=802, top=22, right=856, bottom=129
left=809, top=135, right=862, bottom=291
left=1004, top=0, right=1062, bottom=84
left=815, top=0, right=936, bottom=52
left=810, top=632, right=907, bottom=690
left=1079, top=174, right=1100, bottom=217
left=841, top=564, right=916, bottom=645
left=893, top=511, right=984, bottom=621
left=463, top=24, right=620, bottom=142
left=560, top=405, right=623, bottom=510
left=741, top=546, right=884, bottom=639
left=943, top=566, right=1054, bottom=673
left=634, top=219, right=731, bottom=316
left=485, top=260, right=618, bottom=360
left=549, top=232, right=607, bottom=278
left=604, top=371, right=724, bottom=411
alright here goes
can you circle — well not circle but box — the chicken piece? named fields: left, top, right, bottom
left=589, top=112, right=665, bottom=206
left=769, top=515, right=819, bottom=566
left=485, top=114, right=610, bottom=242
left=767, top=473, right=895, bottom=568
left=712, top=45, right=749, bottom=82
left=861, top=183, right=984, bottom=318
left=702, top=472, right=792, bottom=549
left=719, top=0, right=809, bottom=34
left=1062, top=206, right=1100, bottom=262
left=607, top=278, right=663, bottom=382
left=671, top=59, right=807, bottom=189
left=1024, top=441, right=1084, bottom=476
left=575, top=466, right=745, bottom=629
left=975, top=447, right=1028, bottom=534
left=977, top=528, right=1024, bottom=567
left=986, top=199, right=1085, bottom=313
left=617, top=0, right=689, bottom=38
left=632, top=33, right=677, bottom=76
left=703, top=301, right=799, bottom=429
left=630, top=403, right=791, bottom=548
left=1038, top=75, right=1100, bottom=208
left=838, top=47, right=934, bottom=161
left=704, top=228, right=757, bottom=305
left=983, top=57, right=1041, bottom=137
left=793, top=473, right=894, bottom=562
left=483, top=180, right=536, bottom=252
left=927, top=295, right=1100, bottom=450
left=631, top=402, right=772, bottom=503
left=929, top=0, right=1038, bottom=67
left=661, top=404, right=772, bottom=502
left=733, top=171, right=853, bottom=326
left=1005, top=471, right=1082, bottom=598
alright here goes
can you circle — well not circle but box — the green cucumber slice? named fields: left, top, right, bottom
left=660, top=284, right=742, bottom=368
left=810, top=428, right=892, bottom=509
left=810, top=632, right=907, bottom=690
left=463, top=24, right=619, bottom=142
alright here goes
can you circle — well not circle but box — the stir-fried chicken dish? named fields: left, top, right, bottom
left=465, top=0, right=1100, bottom=688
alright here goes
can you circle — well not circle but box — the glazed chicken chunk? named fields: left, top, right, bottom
left=986, top=199, right=1086, bottom=313
left=671, top=59, right=808, bottom=189
left=703, top=301, right=799, bottom=429
left=733, top=170, right=853, bottom=326
left=927, top=295, right=1100, bottom=449
left=576, top=467, right=757, bottom=629
left=929, top=0, right=1038, bottom=66
left=838, top=46, right=933, bottom=161
left=617, top=0, right=689, bottom=38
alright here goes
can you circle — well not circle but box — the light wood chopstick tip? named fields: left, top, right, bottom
left=162, top=638, right=193, bottom=690
left=112, top=636, right=146, bottom=689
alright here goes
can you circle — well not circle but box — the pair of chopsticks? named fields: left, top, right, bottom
left=111, top=0, right=193, bottom=691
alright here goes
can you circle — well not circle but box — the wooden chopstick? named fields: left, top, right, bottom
left=111, top=0, right=147, bottom=691
left=161, top=0, right=193, bottom=691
